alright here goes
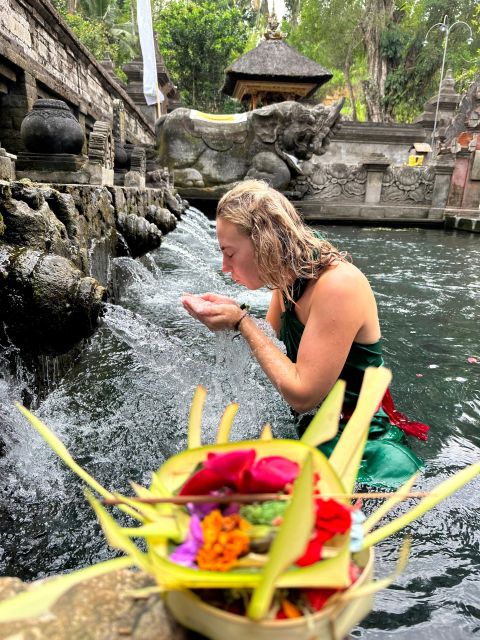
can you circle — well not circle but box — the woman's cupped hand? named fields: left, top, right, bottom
left=181, top=293, right=243, bottom=332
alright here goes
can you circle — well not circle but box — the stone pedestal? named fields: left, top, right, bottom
left=15, top=152, right=90, bottom=183
left=85, top=164, right=115, bottom=186
left=448, top=149, right=471, bottom=208
left=0, top=148, right=14, bottom=181
left=429, top=155, right=455, bottom=218
left=364, top=156, right=390, bottom=204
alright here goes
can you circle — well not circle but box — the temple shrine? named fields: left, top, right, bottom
left=222, top=12, right=332, bottom=110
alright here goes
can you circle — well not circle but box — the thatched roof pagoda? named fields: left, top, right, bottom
left=222, top=12, right=332, bottom=110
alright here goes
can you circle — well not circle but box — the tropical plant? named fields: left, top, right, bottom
left=51, top=0, right=138, bottom=79
left=285, top=0, right=478, bottom=123
left=153, top=0, right=251, bottom=112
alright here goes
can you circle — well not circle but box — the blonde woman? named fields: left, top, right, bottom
left=182, top=180, right=428, bottom=487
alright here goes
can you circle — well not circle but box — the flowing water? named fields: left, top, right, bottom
left=0, top=208, right=479, bottom=638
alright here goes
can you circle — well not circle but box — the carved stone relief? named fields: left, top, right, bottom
left=294, top=163, right=367, bottom=201
left=381, top=166, right=434, bottom=203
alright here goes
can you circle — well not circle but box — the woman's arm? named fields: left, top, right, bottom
left=182, top=267, right=373, bottom=413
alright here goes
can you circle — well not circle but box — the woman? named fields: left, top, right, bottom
left=182, top=179, right=428, bottom=487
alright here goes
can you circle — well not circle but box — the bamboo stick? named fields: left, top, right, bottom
left=102, top=491, right=433, bottom=506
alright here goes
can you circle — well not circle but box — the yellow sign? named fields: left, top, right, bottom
left=408, top=155, right=424, bottom=167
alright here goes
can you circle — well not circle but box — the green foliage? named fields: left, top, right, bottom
left=285, top=0, right=478, bottom=123
left=380, top=24, right=406, bottom=64
left=382, top=0, right=479, bottom=121
left=50, top=0, right=137, bottom=80
left=154, top=0, right=251, bottom=112
left=287, top=0, right=365, bottom=120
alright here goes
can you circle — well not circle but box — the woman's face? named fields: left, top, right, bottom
left=216, top=218, right=264, bottom=289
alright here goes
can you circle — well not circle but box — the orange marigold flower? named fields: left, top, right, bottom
left=280, top=598, right=302, bottom=618
left=196, top=509, right=250, bottom=571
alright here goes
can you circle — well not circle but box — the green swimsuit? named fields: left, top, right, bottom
left=279, top=297, right=425, bottom=488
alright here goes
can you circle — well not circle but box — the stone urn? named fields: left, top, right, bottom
left=20, top=99, right=85, bottom=154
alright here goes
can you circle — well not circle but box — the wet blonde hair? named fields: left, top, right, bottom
left=217, top=179, right=344, bottom=299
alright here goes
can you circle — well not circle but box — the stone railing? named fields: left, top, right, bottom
left=294, top=156, right=455, bottom=222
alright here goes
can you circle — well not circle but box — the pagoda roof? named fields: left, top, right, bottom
left=222, top=38, right=332, bottom=97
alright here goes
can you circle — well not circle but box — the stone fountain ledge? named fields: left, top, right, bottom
left=0, top=179, right=187, bottom=387
left=0, top=569, right=188, bottom=640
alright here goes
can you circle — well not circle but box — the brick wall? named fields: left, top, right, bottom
left=0, top=0, right=156, bottom=154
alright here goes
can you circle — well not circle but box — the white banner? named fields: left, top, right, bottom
left=136, top=0, right=164, bottom=105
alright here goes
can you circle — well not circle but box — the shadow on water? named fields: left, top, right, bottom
left=0, top=211, right=479, bottom=638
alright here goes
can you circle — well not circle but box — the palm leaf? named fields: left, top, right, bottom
left=329, top=367, right=392, bottom=493
left=260, top=423, right=273, bottom=440
left=247, top=452, right=314, bottom=620
left=339, top=537, right=410, bottom=602
left=15, top=404, right=142, bottom=520
left=362, top=473, right=419, bottom=534
left=16, top=403, right=111, bottom=499
left=188, top=385, right=207, bottom=449
left=362, top=462, right=480, bottom=548
left=120, top=520, right=181, bottom=541
left=300, top=379, right=345, bottom=447
left=216, top=402, right=239, bottom=443
left=275, top=539, right=351, bottom=589
left=86, top=492, right=152, bottom=573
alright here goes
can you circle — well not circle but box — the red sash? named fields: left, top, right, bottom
left=341, top=388, right=430, bottom=441
left=381, top=388, right=430, bottom=441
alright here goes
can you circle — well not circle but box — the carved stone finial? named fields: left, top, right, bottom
left=88, top=121, right=114, bottom=169
left=130, top=146, right=146, bottom=174
left=101, top=51, right=115, bottom=75
left=124, top=146, right=147, bottom=187
left=265, top=9, right=282, bottom=40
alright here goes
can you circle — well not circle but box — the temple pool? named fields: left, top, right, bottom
left=0, top=209, right=479, bottom=638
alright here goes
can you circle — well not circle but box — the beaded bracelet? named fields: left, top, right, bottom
left=233, top=309, right=249, bottom=332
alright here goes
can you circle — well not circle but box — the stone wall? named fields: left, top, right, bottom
left=0, top=0, right=156, bottom=155
left=0, top=179, right=183, bottom=360
left=322, top=121, right=429, bottom=166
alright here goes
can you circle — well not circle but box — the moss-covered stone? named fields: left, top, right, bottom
left=0, top=569, right=187, bottom=640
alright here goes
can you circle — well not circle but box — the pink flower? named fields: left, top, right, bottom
left=243, top=456, right=300, bottom=493
left=179, top=449, right=299, bottom=496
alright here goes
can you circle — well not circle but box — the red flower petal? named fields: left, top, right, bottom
left=243, top=456, right=299, bottom=493
left=303, top=587, right=337, bottom=611
left=179, top=449, right=256, bottom=496
left=315, top=499, right=351, bottom=537
left=205, top=449, right=256, bottom=487
left=295, top=534, right=323, bottom=567
left=349, top=562, right=361, bottom=584
left=179, top=468, right=229, bottom=496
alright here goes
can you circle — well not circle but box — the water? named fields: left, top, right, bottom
left=0, top=211, right=479, bottom=637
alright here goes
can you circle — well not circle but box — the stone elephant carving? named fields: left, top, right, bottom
left=155, top=100, right=344, bottom=192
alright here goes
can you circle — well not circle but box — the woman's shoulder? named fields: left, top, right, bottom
left=313, top=260, right=371, bottom=298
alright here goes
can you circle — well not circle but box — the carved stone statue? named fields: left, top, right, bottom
left=155, top=100, right=343, bottom=193
left=85, top=120, right=114, bottom=185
